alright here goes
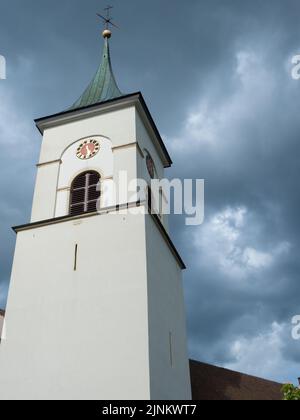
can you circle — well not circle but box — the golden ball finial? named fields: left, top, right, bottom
left=102, top=29, right=112, bottom=39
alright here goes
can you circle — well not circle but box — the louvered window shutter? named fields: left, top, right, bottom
left=70, top=171, right=101, bottom=216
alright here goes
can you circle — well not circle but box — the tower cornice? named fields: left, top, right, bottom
left=35, top=92, right=173, bottom=168
left=12, top=201, right=186, bottom=270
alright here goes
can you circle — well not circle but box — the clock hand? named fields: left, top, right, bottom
left=86, top=144, right=92, bottom=158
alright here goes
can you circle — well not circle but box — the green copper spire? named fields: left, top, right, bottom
left=70, top=36, right=123, bottom=110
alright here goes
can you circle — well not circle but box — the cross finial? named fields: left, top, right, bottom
left=104, top=5, right=113, bottom=21
left=97, top=5, right=119, bottom=39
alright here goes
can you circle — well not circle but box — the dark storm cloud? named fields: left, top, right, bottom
left=164, top=0, right=300, bottom=381
left=1, top=0, right=300, bottom=382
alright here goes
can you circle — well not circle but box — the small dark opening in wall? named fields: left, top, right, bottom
left=74, top=244, right=78, bottom=271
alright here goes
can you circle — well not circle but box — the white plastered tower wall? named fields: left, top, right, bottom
left=0, top=94, right=191, bottom=400
left=135, top=107, right=170, bottom=232
left=145, top=214, right=191, bottom=400
left=0, top=313, right=4, bottom=340
left=0, top=211, right=151, bottom=400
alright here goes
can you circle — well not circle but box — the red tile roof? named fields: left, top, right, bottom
left=190, top=360, right=283, bottom=400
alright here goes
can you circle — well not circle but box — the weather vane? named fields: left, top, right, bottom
left=97, top=5, right=119, bottom=38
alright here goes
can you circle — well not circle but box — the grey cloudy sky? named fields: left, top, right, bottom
left=1, top=0, right=300, bottom=384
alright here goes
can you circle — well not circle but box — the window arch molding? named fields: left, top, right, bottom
left=69, top=170, right=101, bottom=216
left=59, top=134, right=112, bottom=161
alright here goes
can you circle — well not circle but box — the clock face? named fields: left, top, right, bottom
left=76, top=139, right=100, bottom=160
left=146, top=154, right=155, bottom=179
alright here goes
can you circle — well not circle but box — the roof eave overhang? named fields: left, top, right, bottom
left=35, top=93, right=172, bottom=168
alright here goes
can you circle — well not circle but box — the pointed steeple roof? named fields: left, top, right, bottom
left=70, top=36, right=123, bottom=110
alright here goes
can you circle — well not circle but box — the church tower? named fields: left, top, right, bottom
left=0, top=26, right=191, bottom=400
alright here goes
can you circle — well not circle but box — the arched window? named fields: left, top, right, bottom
left=70, top=171, right=101, bottom=216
